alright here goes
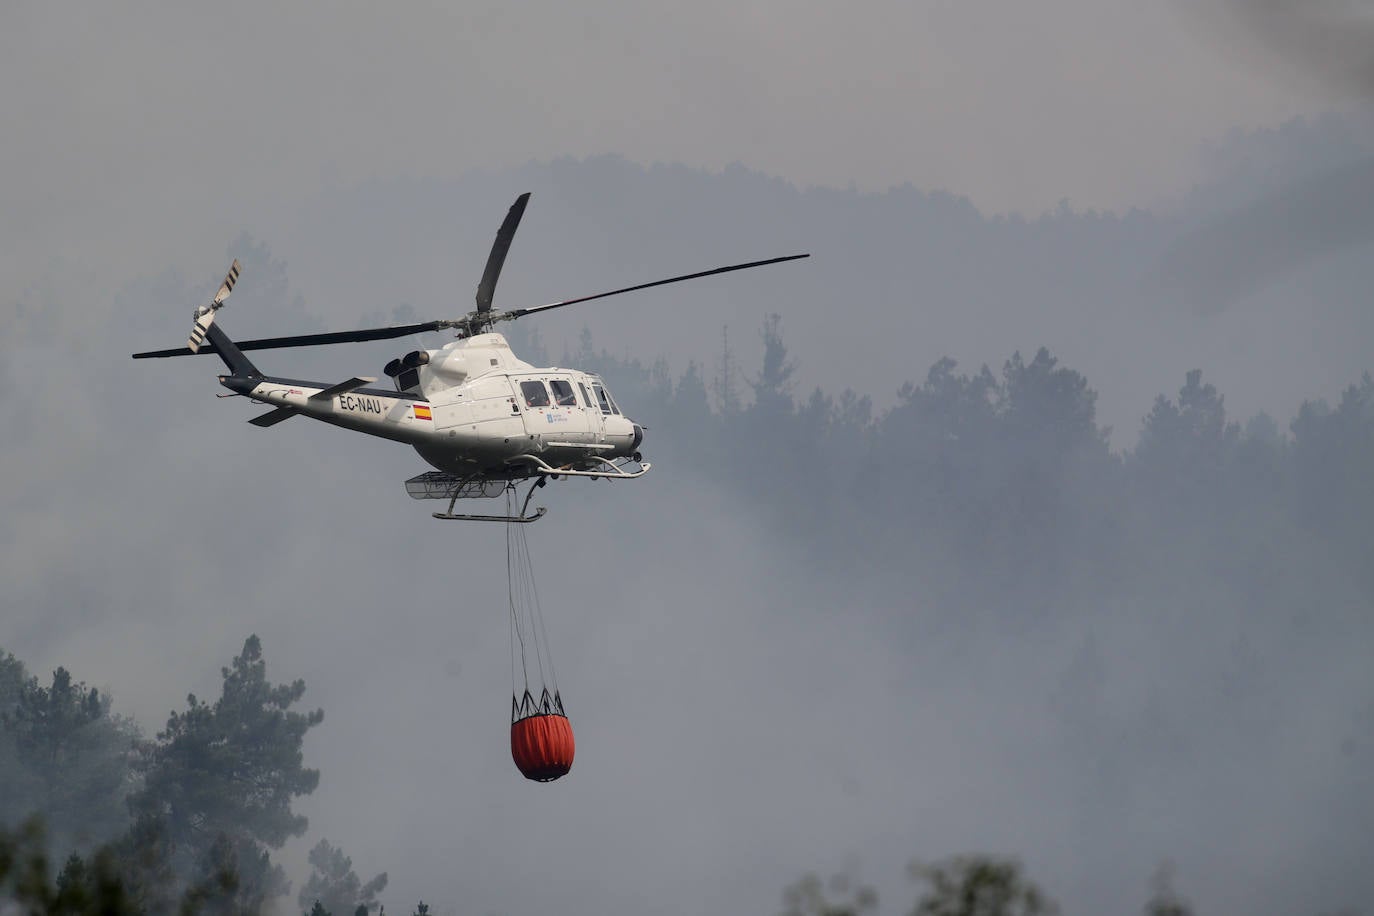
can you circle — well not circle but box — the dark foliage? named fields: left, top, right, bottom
left=585, top=317, right=1372, bottom=642
left=131, top=636, right=321, bottom=845
left=298, top=839, right=387, bottom=916
left=909, top=856, right=1058, bottom=916
left=0, top=654, right=141, bottom=856
left=779, top=870, right=878, bottom=916
left=0, top=636, right=326, bottom=915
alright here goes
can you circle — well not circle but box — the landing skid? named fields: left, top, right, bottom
left=433, top=478, right=547, bottom=523
left=407, top=453, right=650, bottom=522
left=433, top=506, right=547, bottom=523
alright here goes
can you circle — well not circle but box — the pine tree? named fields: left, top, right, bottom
left=131, top=635, right=323, bottom=908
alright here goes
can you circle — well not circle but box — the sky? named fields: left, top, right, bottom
left=0, top=0, right=1360, bottom=298
left=3, top=3, right=1374, bottom=916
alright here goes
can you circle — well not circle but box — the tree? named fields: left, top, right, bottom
left=0, top=651, right=36, bottom=830
left=780, top=870, right=878, bottom=916
left=0, top=650, right=24, bottom=705
left=909, top=855, right=1057, bottom=916
left=131, top=635, right=323, bottom=906
left=298, top=838, right=388, bottom=916
left=177, top=832, right=248, bottom=916
left=1290, top=373, right=1374, bottom=584
left=876, top=356, right=1002, bottom=570
left=751, top=313, right=796, bottom=416
left=0, top=660, right=140, bottom=854
left=0, top=818, right=139, bottom=916
left=885, top=357, right=1001, bottom=471
left=0, top=809, right=291, bottom=916
left=1142, top=863, right=1193, bottom=916
left=668, top=358, right=713, bottom=446
left=109, top=813, right=176, bottom=914
left=999, top=348, right=1105, bottom=457
left=712, top=324, right=742, bottom=414
left=1134, top=369, right=1239, bottom=493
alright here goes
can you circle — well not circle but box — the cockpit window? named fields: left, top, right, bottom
left=592, top=384, right=612, bottom=414
left=550, top=379, right=577, bottom=406
left=578, top=382, right=593, bottom=407
left=520, top=380, right=550, bottom=407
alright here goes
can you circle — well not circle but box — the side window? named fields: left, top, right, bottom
left=550, top=379, right=576, bottom=406
left=519, top=380, right=550, bottom=408
left=578, top=382, right=593, bottom=408
left=592, top=384, right=612, bottom=414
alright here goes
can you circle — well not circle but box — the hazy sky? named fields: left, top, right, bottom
left=0, top=1, right=1356, bottom=295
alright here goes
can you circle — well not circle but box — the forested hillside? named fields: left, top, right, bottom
left=3, top=115, right=1373, bottom=915
left=4, top=319, right=1370, bottom=912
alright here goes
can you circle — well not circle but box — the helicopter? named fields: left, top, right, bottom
left=134, top=193, right=808, bottom=522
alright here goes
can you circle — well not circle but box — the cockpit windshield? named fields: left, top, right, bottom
left=592, top=384, right=611, bottom=414
left=588, top=378, right=622, bottom=415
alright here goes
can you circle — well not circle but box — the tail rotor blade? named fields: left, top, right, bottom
left=187, top=310, right=216, bottom=352
left=214, top=259, right=242, bottom=306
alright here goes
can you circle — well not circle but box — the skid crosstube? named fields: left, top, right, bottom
left=406, top=454, right=650, bottom=522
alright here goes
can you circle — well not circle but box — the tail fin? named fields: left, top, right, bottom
left=204, top=321, right=261, bottom=378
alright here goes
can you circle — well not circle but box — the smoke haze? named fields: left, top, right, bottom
left=2, top=5, right=1373, bottom=916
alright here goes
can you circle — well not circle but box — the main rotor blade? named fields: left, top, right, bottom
left=132, top=321, right=450, bottom=359
left=475, top=192, right=530, bottom=315
left=509, top=253, right=810, bottom=320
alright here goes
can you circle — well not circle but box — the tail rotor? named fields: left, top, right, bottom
left=188, top=259, right=241, bottom=352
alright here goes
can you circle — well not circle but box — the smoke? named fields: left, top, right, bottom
left=1158, top=1, right=1374, bottom=306
left=1202, top=0, right=1374, bottom=98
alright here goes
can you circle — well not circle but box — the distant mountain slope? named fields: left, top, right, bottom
left=274, top=120, right=1372, bottom=443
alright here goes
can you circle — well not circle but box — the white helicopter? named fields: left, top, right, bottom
left=135, top=193, right=808, bottom=522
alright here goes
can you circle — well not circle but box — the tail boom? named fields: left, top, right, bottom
left=204, top=321, right=261, bottom=378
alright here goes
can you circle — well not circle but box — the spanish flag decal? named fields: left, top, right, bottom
left=413, top=404, right=432, bottom=421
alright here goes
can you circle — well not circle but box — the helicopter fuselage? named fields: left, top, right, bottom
left=135, top=192, right=803, bottom=520
left=220, top=332, right=643, bottom=477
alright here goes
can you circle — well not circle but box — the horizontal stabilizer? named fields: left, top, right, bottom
left=249, top=406, right=300, bottom=427
left=309, top=376, right=378, bottom=402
